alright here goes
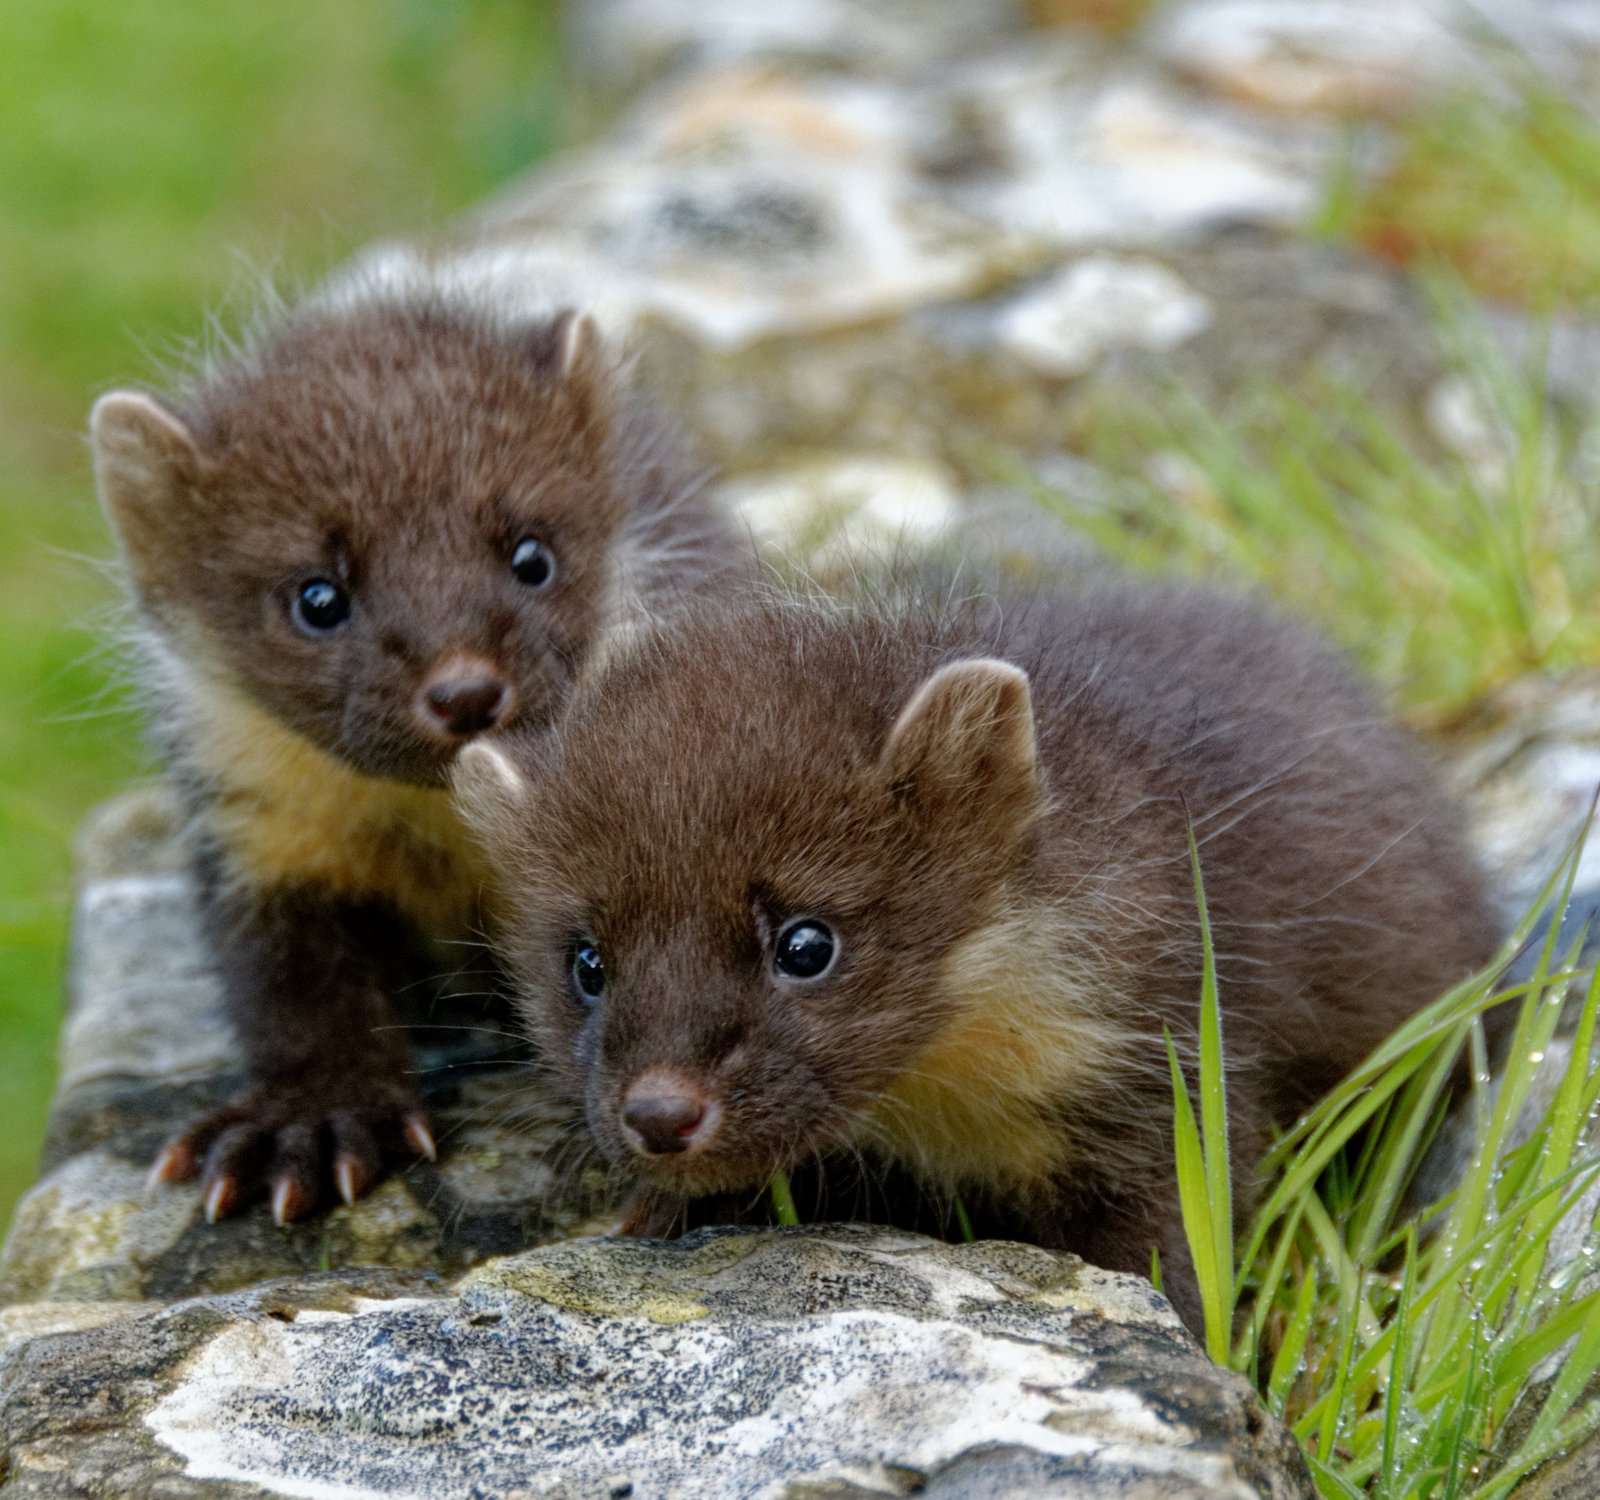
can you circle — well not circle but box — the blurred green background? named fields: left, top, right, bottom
left=0, top=0, right=559, bottom=1230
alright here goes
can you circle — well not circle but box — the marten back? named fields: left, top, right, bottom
left=458, top=580, right=1497, bottom=1328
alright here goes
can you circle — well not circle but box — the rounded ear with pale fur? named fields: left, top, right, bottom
left=538, top=308, right=613, bottom=444
left=879, top=658, right=1041, bottom=847
left=552, top=308, right=600, bottom=381
left=452, top=740, right=534, bottom=842
left=90, top=391, right=203, bottom=597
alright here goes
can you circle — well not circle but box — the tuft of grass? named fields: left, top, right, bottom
left=1178, top=828, right=1600, bottom=1497
left=1012, top=299, right=1600, bottom=724
left=1335, top=82, right=1600, bottom=313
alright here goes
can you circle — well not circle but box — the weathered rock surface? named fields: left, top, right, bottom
left=0, top=1227, right=1311, bottom=1499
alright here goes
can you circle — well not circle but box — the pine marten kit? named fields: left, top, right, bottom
left=455, top=581, right=1496, bottom=1332
left=92, top=283, right=1496, bottom=1333
left=92, top=291, right=748, bottom=1223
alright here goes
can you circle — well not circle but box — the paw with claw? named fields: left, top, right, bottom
left=149, top=1076, right=437, bottom=1225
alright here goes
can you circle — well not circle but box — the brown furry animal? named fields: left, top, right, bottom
left=92, top=293, right=748, bottom=1224
left=456, top=579, right=1497, bottom=1332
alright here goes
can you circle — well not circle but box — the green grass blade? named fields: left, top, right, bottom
left=1267, top=1268, right=1319, bottom=1420
left=1381, top=1231, right=1418, bottom=1492
left=952, top=1194, right=976, bottom=1245
left=1187, top=824, right=1234, bottom=1351
left=1440, top=1316, right=1484, bottom=1500
left=1167, top=1024, right=1228, bottom=1362
left=769, top=1172, right=799, bottom=1227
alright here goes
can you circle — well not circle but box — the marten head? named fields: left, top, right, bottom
left=455, top=599, right=1047, bottom=1199
left=92, top=299, right=660, bottom=785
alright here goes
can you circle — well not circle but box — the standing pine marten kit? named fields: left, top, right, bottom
left=453, top=580, right=1497, bottom=1333
left=92, top=288, right=750, bottom=1224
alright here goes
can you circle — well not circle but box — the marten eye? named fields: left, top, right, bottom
left=511, top=537, right=555, bottom=588
left=570, top=940, right=605, bottom=1003
left=774, top=919, right=836, bottom=981
left=292, top=578, right=350, bottom=634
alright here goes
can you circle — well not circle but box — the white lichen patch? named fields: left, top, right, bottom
left=998, top=258, right=1212, bottom=378
left=725, top=454, right=961, bottom=559
left=145, top=1236, right=1264, bottom=1500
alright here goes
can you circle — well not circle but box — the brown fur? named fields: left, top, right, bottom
left=92, top=294, right=750, bottom=1219
left=459, top=578, right=1498, bottom=1332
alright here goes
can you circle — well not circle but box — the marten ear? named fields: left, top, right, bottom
left=880, top=658, right=1040, bottom=845
left=556, top=309, right=599, bottom=380
left=452, top=741, right=533, bottom=838
left=90, top=392, right=203, bottom=592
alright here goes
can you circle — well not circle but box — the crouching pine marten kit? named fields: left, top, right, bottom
left=90, top=279, right=1496, bottom=1336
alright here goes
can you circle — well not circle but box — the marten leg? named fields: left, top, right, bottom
left=151, top=873, right=435, bottom=1222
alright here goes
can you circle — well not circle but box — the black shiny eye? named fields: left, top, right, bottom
left=292, top=578, right=350, bottom=634
left=511, top=537, right=555, bottom=588
left=774, top=920, right=836, bottom=981
left=571, top=940, right=605, bottom=1003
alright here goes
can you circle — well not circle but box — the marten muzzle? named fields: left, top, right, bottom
left=412, top=652, right=513, bottom=741
left=619, top=1069, right=722, bottom=1157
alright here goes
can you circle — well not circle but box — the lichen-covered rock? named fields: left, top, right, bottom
left=0, top=1228, right=1311, bottom=1499
left=1150, top=0, right=1600, bottom=114
left=1149, top=0, right=1478, bottom=115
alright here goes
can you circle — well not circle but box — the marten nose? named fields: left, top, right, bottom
left=621, top=1073, right=718, bottom=1156
left=415, top=657, right=512, bottom=740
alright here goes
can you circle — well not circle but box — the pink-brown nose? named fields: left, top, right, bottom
left=414, top=658, right=511, bottom=740
left=621, top=1073, right=718, bottom=1156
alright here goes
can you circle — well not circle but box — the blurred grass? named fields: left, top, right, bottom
left=1016, top=301, right=1600, bottom=727
left=0, top=0, right=559, bottom=1231
left=1338, top=82, right=1600, bottom=313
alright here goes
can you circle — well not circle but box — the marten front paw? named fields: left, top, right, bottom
left=148, top=1083, right=437, bottom=1225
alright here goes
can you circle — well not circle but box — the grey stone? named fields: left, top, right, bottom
left=1149, top=0, right=1480, bottom=115
left=570, top=0, right=1029, bottom=108
left=1445, top=674, right=1600, bottom=915
left=1512, top=1425, right=1600, bottom=1500
left=1, top=1228, right=1311, bottom=1500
